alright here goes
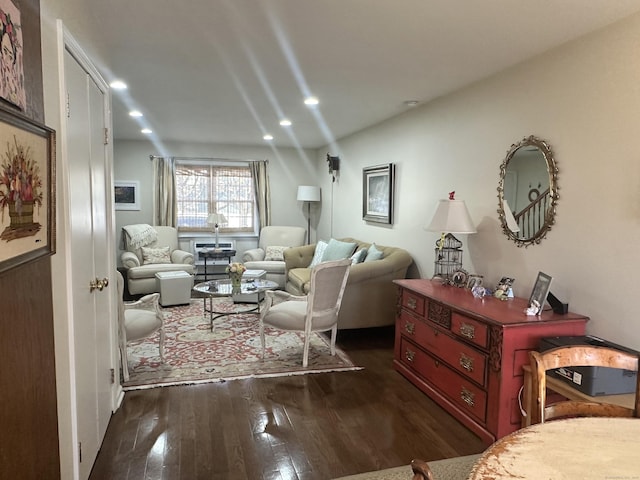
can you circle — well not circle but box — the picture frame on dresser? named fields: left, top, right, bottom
left=528, top=271, right=553, bottom=315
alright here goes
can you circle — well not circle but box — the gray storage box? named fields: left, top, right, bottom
left=539, top=335, right=639, bottom=396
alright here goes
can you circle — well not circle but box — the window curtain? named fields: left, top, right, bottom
left=152, top=156, right=177, bottom=227
left=250, top=160, right=271, bottom=228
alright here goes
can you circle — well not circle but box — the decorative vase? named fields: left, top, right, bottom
left=229, top=272, right=242, bottom=289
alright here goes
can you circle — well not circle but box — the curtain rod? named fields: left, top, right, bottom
left=149, top=155, right=268, bottom=163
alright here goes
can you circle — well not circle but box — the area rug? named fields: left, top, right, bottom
left=123, top=298, right=361, bottom=390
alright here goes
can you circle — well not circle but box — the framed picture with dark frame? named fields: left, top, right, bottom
left=528, top=271, right=553, bottom=315
left=114, top=180, right=140, bottom=211
left=362, top=163, right=395, bottom=224
left=0, top=107, right=56, bottom=274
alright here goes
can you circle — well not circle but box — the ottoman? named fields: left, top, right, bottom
left=155, top=271, right=193, bottom=306
left=233, top=269, right=267, bottom=303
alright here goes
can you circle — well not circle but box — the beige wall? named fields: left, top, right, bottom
left=317, top=12, right=640, bottom=350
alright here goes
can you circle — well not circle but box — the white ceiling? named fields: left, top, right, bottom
left=85, top=0, right=640, bottom=150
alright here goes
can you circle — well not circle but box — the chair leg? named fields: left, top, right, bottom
left=159, top=326, right=165, bottom=361
left=120, top=345, right=130, bottom=382
left=259, top=322, right=266, bottom=361
left=303, top=333, right=311, bottom=368
left=330, top=325, right=337, bottom=356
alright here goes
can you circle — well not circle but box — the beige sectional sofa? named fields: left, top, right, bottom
left=284, top=238, right=412, bottom=329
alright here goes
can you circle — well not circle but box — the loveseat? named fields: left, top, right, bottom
left=284, top=238, right=412, bottom=329
left=120, top=225, right=196, bottom=295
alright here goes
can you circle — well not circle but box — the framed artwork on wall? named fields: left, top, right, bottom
left=0, top=0, right=27, bottom=111
left=114, top=180, right=140, bottom=211
left=0, top=107, right=56, bottom=273
left=362, top=163, right=395, bottom=224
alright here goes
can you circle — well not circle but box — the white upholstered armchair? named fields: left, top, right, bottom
left=120, top=225, right=196, bottom=295
left=242, top=225, right=306, bottom=288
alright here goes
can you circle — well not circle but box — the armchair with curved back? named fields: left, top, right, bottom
left=242, top=225, right=306, bottom=288
left=116, top=271, right=165, bottom=381
left=120, top=225, right=195, bottom=295
left=529, top=345, right=640, bottom=424
left=259, top=258, right=350, bottom=367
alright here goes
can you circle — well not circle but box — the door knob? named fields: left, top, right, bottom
left=89, top=277, right=109, bottom=292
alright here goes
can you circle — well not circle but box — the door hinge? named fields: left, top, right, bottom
left=104, top=127, right=109, bottom=145
left=78, top=442, right=82, bottom=463
left=110, top=368, right=115, bottom=384
left=66, top=92, right=70, bottom=118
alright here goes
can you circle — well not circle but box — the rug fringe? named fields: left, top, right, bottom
left=123, top=365, right=364, bottom=391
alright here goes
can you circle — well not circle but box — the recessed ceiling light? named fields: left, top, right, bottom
left=304, top=96, right=319, bottom=106
left=263, top=134, right=274, bottom=141
left=279, top=119, right=292, bottom=127
left=110, top=80, right=127, bottom=90
left=404, top=100, right=419, bottom=107
left=141, top=128, right=152, bottom=134
left=129, top=110, right=143, bottom=117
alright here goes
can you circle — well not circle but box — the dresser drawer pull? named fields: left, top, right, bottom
left=405, top=349, right=415, bottom=362
left=407, top=298, right=417, bottom=310
left=459, top=322, right=476, bottom=340
left=404, top=322, right=415, bottom=335
left=461, top=387, right=475, bottom=407
left=459, top=353, right=474, bottom=372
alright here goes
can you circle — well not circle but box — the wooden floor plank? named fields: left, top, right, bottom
left=89, top=327, right=485, bottom=479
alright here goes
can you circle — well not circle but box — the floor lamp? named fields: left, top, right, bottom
left=297, top=186, right=321, bottom=244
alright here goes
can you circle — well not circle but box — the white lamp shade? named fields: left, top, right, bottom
left=297, top=185, right=321, bottom=202
left=425, top=199, right=477, bottom=234
left=207, top=213, right=227, bottom=226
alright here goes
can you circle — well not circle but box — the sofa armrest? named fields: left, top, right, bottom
left=284, top=244, right=316, bottom=270
left=242, top=248, right=265, bottom=262
left=171, top=249, right=194, bottom=265
left=121, top=251, right=140, bottom=269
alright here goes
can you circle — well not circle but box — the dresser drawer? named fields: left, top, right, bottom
left=401, top=290, right=425, bottom=316
left=399, top=338, right=487, bottom=423
left=451, top=313, right=488, bottom=349
left=400, top=312, right=487, bottom=385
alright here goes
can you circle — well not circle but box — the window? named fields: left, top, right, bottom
left=175, top=161, right=255, bottom=233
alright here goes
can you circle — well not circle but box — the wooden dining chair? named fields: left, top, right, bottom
left=529, top=345, right=640, bottom=424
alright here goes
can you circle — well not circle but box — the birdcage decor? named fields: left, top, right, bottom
left=433, top=233, right=464, bottom=280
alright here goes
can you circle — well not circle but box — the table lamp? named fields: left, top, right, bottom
left=207, top=213, right=227, bottom=251
left=425, top=191, right=476, bottom=281
left=297, top=185, right=321, bottom=244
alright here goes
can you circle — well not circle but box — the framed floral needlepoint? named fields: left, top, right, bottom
left=0, top=107, right=56, bottom=274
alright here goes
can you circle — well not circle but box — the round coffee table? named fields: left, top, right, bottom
left=192, top=278, right=278, bottom=330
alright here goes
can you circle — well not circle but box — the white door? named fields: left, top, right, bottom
left=64, top=47, right=113, bottom=480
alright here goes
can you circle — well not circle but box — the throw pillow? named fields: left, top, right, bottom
left=309, top=240, right=328, bottom=267
left=322, top=238, right=357, bottom=262
left=264, top=245, right=288, bottom=261
left=364, top=243, right=384, bottom=262
left=141, top=246, right=171, bottom=264
left=350, top=248, right=367, bottom=265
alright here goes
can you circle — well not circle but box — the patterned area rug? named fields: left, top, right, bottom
left=123, top=298, right=361, bottom=390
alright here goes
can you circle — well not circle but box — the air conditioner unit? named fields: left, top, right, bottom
left=191, top=239, right=235, bottom=265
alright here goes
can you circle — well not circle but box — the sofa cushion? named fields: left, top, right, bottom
left=264, top=245, right=288, bottom=261
left=287, top=268, right=312, bottom=294
left=350, top=248, right=367, bottom=265
left=322, top=238, right=357, bottom=262
left=243, top=260, right=285, bottom=274
left=364, top=243, right=384, bottom=262
left=309, top=240, right=328, bottom=267
left=141, top=246, right=171, bottom=264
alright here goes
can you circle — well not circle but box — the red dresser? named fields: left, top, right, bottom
left=393, top=279, right=588, bottom=444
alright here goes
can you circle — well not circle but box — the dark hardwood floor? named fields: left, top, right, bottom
left=89, top=327, right=485, bottom=480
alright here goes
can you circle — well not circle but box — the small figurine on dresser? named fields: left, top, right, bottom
left=494, top=276, right=515, bottom=300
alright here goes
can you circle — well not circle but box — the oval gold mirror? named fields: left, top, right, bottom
left=497, top=135, right=558, bottom=247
